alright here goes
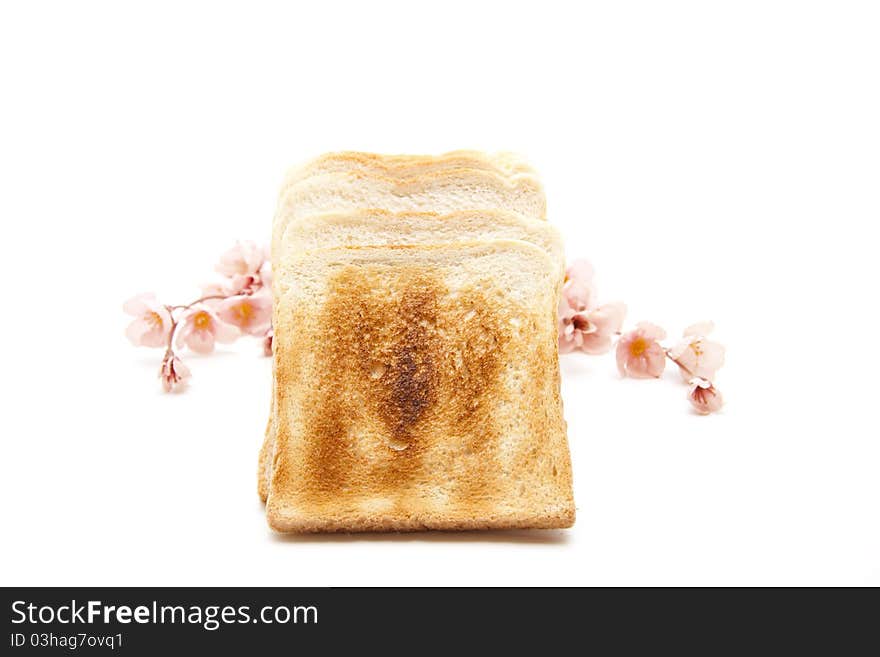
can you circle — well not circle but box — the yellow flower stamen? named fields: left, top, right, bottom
left=193, top=310, right=211, bottom=330
left=235, top=301, right=253, bottom=324
left=629, top=336, right=648, bottom=357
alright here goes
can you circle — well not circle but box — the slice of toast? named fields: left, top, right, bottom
left=281, top=209, right=563, bottom=268
left=257, top=210, right=567, bottom=500
left=270, top=168, right=546, bottom=263
left=266, top=240, right=574, bottom=532
left=280, top=151, right=536, bottom=194
left=261, top=163, right=549, bottom=504
left=259, top=153, right=551, bottom=505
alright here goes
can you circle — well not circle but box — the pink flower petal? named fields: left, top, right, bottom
left=124, top=292, right=172, bottom=346
left=644, top=342, right=667, bottom=377
left=616, top=323, right=667, bottom=378
left=575, top=304, right=624, bottom=355
left=590, top=302, right=626, bottom=335
left=159, top=355, right=191, bottom=393
left=565, top=259, right=594, bottom=286
left=562, top=259, right=596, bottom=311
left=259, top=261, right=273, bottom=291
left=558, top=339, right=577, bottom=354
left=558, top=300, right=627, bottom=356
left=667, top=340, right=687, bottom=361
left=215, top=241, right=265, bottom=278
left=201, top=281, right=231, bottom=299
left=262, top=327, right=273, bottom=357
left=694, top=339, right=725, bottom=380
left=213, top=319, right=240, bottom=344
left=174, top=320, right=191, bottom=350
left=615, top=336, right=630, bottom=376
left=174, top=305, right=240, bottom=353
left=635, top=321, right=667, bottom=342
left=688, top=377, right=723, bottom=414
left=684, top=321, right=715, bottom=337
left=578, top=332, right=612, bottom=355
left=125, top=318, right=152, bottom=345
left=670, top=336, right=726, bottom=382
left=217, top=293, right=272, bottom=336
left=122, top=293, right=154, bottom=316
left=186, top=330, right=215, bottom=354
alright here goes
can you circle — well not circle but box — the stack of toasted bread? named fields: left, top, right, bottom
left=259, top=152, right=575, bottom=532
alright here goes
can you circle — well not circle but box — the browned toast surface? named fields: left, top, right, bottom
left=266, top=241, right=574, bottom=532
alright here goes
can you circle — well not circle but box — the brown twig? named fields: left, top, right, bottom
left=664, top=348, right=699, bottom=381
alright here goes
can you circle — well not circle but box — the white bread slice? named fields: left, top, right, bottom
left=282, top=209, right=564, bottom=272
left=270, top=168, right=546, bottom=263
left=280, top=151, right=536, bottom=193
left=257, top=210, right=566, bottom=500
left=266, top=240, right=573, bottom=532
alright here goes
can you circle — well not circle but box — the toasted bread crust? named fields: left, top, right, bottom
left=279, top=150, right=536, bottom=194
left=270, top=167, right=547, bottom=263
left=257, top=410, right=273, bottom=502
left=267, top=508, right=575, bottom=533
left=266, top=242, right=574, bottom=532
left=281, top=208, right=565, bottom=275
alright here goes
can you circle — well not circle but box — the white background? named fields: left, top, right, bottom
left=2, top=1, right=878, bottom=586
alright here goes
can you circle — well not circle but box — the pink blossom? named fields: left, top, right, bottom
left=159, top=354, right=191, bottom=393
left=217, top=292, right=272, bottom=336
left=668, top=321, right=726, bottom=382
left=123, top=293, right=172, bottom=348
left=683, top=321, right=715, bottom=338
left=201, top=280, right=233, bottom=300
left=259, top=261, right=272, bottom=291
left=229, top=274, right=260, bottom=296
left=559, top=301, right=627, bottom=355
left=616, top=322, right=667, bottom=378
left=175, top=305, right=239, bottom=354
left=688, top=377, right=723, bottom=414
left=215, top=241, right=265, bottom=279
left=225, top=257, right=272, bottom=296
left=262, top=326, right=273, bottom=357
left=562, top=259, right=596, bottom=311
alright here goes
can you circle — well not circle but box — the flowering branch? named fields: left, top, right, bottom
left=558, top=260, right=725, bottom=415
left=124, top=242, right=273, bottom=392
left=126, top=247, right=726, bottom=414
left=167, top=295, right=228, bottom=312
